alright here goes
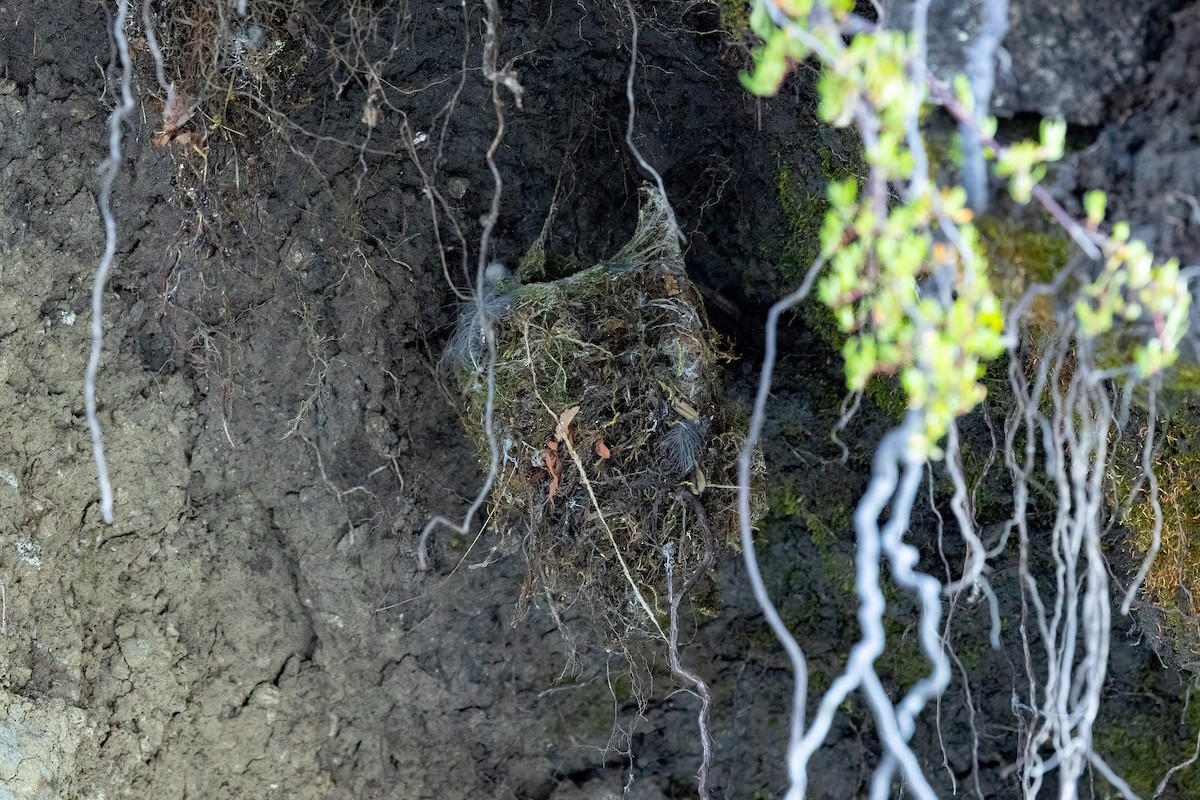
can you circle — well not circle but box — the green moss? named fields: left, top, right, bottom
left=795, top=490, right=855, bottom=594
left=764, top=477, right=854, bottom=592
left=718, top=0, right=751, bottom=42
left=808, top=667, right=831, bottom=697
left=774, top=162, right=830, bottom=288
left=1111, top=410, right=1200, bottom=613
left=517, top=241, right=581, bottom=283
left=1096, top=338, right=1200, bottom=417
left=816, top=140, right=861, bottom=184
left=1158, top=362, right=1200, bottom=413
left=1167, top=363, right=1200, bottom=393
left=864, top=374, right=907, bottom=423
left=976, top=215, right=1071, bottom=289
left=740, top=268, right=757, bottom=299
left=768, top=134, right=868, bottom=405
left=975, top=216, right=1070, bottom=362
left=798, top=294, right=843, bottom=355
left=761, top=475, right=857, bottom=618
left=766, top=483, right=802, bottom=519
left=879, top=618, right=935, bottom=694
left=772, top=131, right=863, bottom=292
left=950, top=636, right=988, bottom=675
left=972, top=218, right=1071, bottom=377
left=1093, top=683, right=1200, bottom=798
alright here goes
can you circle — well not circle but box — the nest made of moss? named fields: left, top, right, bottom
left=447, top=188, right=762, bottom=646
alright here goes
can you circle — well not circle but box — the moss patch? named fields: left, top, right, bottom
left=765, top=471, right=858, bottom=603
left=976, top=215, right=1071, bottom=340
left=717, top=0, right=751, bottom=42
left=772, top=131, right=864, bottom=286
left=1110, top=406, right=1200, bottom=671
left=1094, top=682, right=1200, bottom=798
left=774, top=161, right=830, bottom=290
left=976, top=216, right=1071, bottom=287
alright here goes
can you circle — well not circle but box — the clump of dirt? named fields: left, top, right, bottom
left=444, top=188, right=763, bottom=650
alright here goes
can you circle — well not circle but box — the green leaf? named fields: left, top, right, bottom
left=740, top=36, right=791, bottom=95
left=1084, top=190, right=1106, bottom=227
left=844, top=337, right=877, bottom=390
left=1039, top=118, right=1067, bottom=162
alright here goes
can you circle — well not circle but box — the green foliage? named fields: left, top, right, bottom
left=739, top=1, right=815, bottom=95
left=739, top=0, right=1191, bottom=455
left=744, top=7, right=1006, bottom=456
left=816, top=180, right=1005, bottom=456
left=1084, top=189, right=1107, bottom=227
left=1075, top=218, right=1189, bottom=376
left=993, top=118, right=1065, bottom=203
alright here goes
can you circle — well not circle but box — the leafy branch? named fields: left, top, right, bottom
left=742, top=0, right=1190, bottom=453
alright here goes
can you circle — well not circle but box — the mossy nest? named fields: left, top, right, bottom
left=448, top=189, right=762, bottom=644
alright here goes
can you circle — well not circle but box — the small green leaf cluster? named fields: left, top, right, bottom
left=744, top=3, right=1005, bottom=455
left=993, top=118, right=1065, bottom=203
left=1073, top=207, right=1191, bottom=376
left=816, top=176, right=1004, bottom=453
left=740, top=0, right=854, bottom=96
left=740, top=0, right=1192, bottom=453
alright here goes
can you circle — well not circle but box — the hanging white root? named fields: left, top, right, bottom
left=87, top=0, right=137, bottom=524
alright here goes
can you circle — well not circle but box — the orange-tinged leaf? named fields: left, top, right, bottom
left=545, top=440, right=563, bottom=500
left=595, top=439, right=611, bottom=460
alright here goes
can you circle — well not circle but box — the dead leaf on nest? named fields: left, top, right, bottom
left=555, top=405, right=580, bottom=444
left=595, top=438, right=611, bottom=460
left=153, top=86, right=201, bottom=148
left=545, top=440, right=563, bottom=500
left=663, top=273, right=680, bottom=296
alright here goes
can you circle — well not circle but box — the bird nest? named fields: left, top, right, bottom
left=448, top=189, right=763, bottom=645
